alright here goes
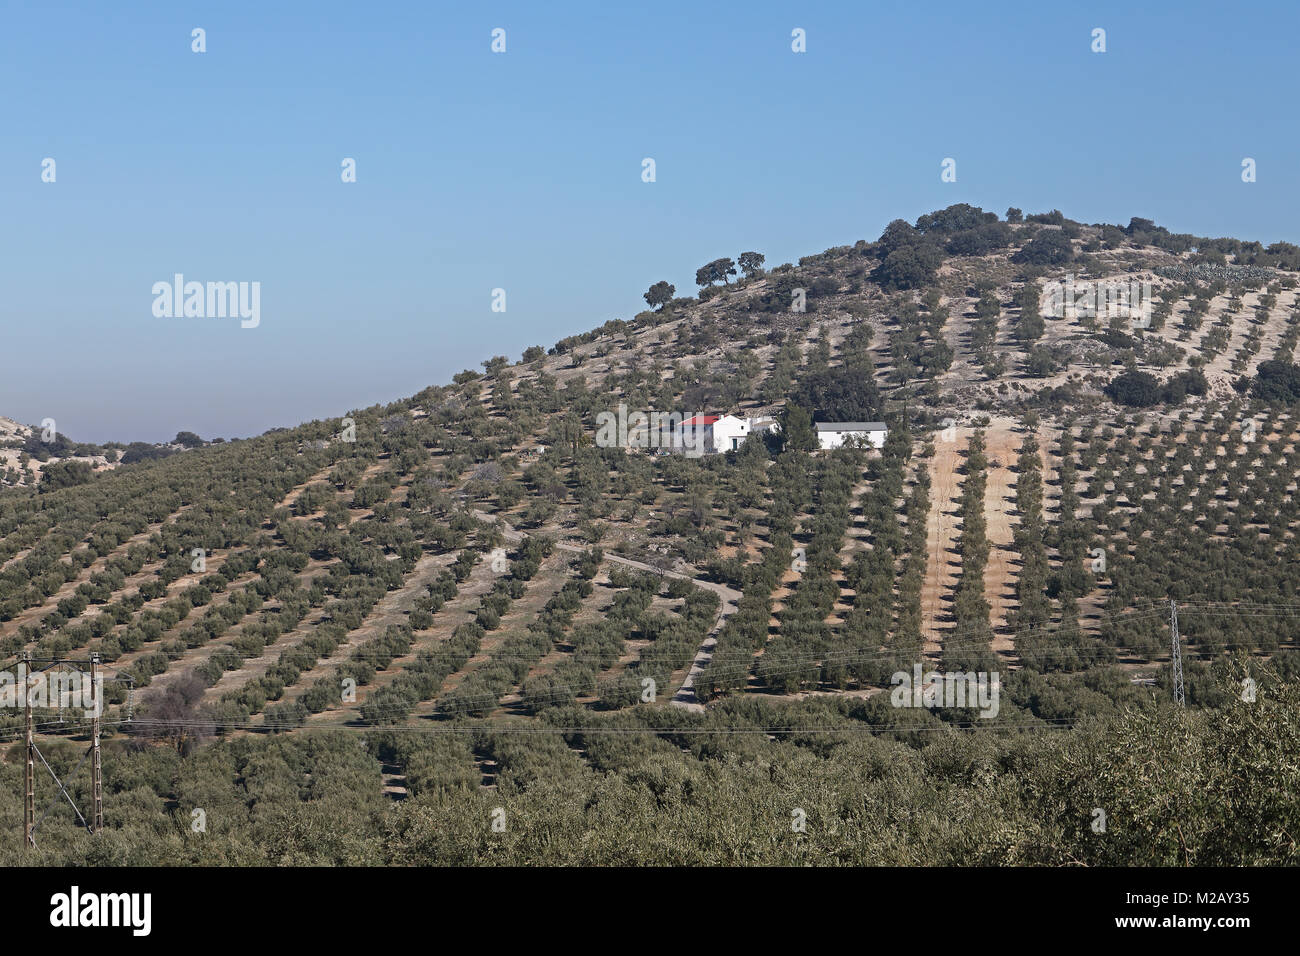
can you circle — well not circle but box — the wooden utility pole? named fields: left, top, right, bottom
left=91, top=653, right=103, bottom=834
left=23, top=652, right=35, bottom=850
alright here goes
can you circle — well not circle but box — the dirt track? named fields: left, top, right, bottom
left=920, top=430, right=964, bottom=652
left=920, top=418, right=1025, bottom=654
left=473, top=510, right=742, bottom=711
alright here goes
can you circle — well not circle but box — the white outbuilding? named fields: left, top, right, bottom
left=815, top=422, right=888, bottom=450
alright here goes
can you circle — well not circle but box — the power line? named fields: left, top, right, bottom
left=39, top=716, right=1084, bottom=737
left=7, top=600, right=1289, bottom=775
left=7, top=602, right=1290, bottom=738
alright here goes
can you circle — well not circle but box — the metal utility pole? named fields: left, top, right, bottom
left=13, top=655, right=129, bottom=847
left=91, top=653, right=103, bottom=834
left=23, top=652, right=35, bottom=851
left=1170, top=599, right=1185, bottom=707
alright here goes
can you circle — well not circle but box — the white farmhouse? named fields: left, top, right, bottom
left=815, top=422, right=887, bottom=450
left=710, top=414, right=753, bottom=452
left=673, top=414, right=774, bottom=454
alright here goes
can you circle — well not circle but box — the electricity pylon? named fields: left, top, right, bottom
left=1170, top=599, right=1185, bottom=707
left=15, top=654, right=128, bottom=849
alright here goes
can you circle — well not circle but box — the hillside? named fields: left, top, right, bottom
left=0, top=417, right=117, bottom=489
left=4, top=204, right=1300, bottom=865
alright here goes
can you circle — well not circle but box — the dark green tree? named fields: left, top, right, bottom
left=779, top=404, right=818, bottom=452
left=695, top=257, right=737, bottom=287
left=643, top=280, right=676, bottom=310
left=738, top=251, right=766, bottom=278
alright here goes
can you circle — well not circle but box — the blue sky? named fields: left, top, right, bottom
left=2, top=0, right=1297, bottom=443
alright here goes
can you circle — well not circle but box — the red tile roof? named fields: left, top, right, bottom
left=681, top=415, right=720, bottom=426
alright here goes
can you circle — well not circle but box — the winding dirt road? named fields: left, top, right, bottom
left=472, top=510, right=742, bottom=710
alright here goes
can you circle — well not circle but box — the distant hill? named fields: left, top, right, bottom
left=0, top=419, right=222, bottom=490
left=0, top=416, right=119, bottom=490
left=4, top=202, right=1300, bottom=735
left=4, top=204, right=1300, bottom=867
